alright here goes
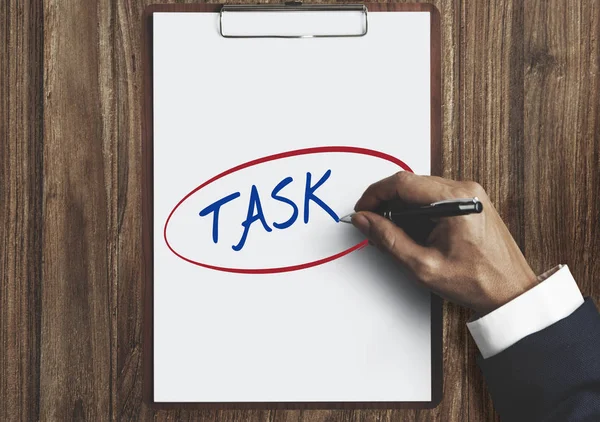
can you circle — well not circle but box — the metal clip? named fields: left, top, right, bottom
left=430, top=197, right=480, bottom=206
left=219, top=3, right=368, bottom=39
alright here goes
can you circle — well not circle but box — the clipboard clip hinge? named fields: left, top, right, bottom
left=219, top=3, right=368, bottom=39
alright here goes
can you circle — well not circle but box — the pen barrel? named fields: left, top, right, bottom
left=386, top=202, right=483, bottom=220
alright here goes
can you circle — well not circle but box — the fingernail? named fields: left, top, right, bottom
left=351, top=213, right=370, bottom=236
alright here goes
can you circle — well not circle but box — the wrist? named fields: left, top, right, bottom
left=480, top=268, right=539, bottom=316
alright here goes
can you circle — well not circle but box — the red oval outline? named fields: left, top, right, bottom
left=164, top=146, right=413, bottom=274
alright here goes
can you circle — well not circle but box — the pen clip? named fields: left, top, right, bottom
left=429, top=197, right=480, bottom=206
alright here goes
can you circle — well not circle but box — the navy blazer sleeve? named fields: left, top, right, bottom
left=479, top=298, right=600, bottom=421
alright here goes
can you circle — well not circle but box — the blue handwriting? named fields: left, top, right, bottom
left=198, top=170, right=339, bottom=251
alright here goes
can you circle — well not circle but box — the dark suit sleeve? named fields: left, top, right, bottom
left=478, top=298, right=600, bottom=422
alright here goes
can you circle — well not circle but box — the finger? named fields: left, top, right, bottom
left=351, top=211, right=438, bottom=274
left=354, top=172, right=453, bottom=212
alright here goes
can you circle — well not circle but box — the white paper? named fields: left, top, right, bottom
left=153, top=11, right=433, bottom=402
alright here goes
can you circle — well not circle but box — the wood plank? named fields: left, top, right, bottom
left=523, top=0, right=600, bottom=299
left=40, top=1, right=116, bottom=420
left=112, top=0, right=151, bottom=418
left=113, top=0, right=172, bottom=419
left=0, top=1, right=44, bottom=421
left=458, top=0, right=525, bottom=420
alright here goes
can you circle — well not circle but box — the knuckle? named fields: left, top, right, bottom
left=465, top=181, right=485, bottom=195
left=415, top=255, right=441, bottom=283
left=394, top=170, right=412, bottom=184
left=454, top=181, right=486, bottom=197
left=363, top=183, right=377, bottom=197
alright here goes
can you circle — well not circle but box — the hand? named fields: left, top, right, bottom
left=351, top=172, right=538, bottom=315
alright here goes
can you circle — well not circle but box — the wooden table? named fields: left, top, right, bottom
left=1, top=1, right=598, bottom=420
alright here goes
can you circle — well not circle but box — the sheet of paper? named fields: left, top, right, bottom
left=153, top=11, right=432, bottom=402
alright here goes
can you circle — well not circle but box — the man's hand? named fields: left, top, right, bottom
left=352, top=172, right=538, bottom=315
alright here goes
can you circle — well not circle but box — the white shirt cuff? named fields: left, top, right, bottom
left=466, top=265, right=584, bottom=359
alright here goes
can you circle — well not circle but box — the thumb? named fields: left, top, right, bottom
left=351, top=211, right=430, bottom=272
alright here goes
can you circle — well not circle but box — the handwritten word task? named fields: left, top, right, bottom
left=199, top=170, right=339, bottom=251
left=164, top=147, right=411, bottom=272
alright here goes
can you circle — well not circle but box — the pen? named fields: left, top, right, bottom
left=339, top=197, right=483, bottom=224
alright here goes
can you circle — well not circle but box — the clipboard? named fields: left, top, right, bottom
left=143, top=2, right=442, bottom=410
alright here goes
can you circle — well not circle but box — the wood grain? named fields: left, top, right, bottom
left=41, top=1, right=115, bottom=420
left=523, top=0, right=600, bottom=296
left=0, top=1, right=44, bottom=421
left=1, top=0, right=599, bottom=421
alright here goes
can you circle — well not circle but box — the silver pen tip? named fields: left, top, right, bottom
left=339, top=213, right=355, bottom=223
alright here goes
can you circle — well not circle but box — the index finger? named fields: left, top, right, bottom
left=354, top=171, right=453, bottom=212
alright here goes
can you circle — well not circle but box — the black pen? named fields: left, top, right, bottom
left=339, top=197, right=483, bottom=224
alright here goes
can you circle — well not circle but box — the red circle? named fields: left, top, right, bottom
left=164, top=146, right=413, bottom=274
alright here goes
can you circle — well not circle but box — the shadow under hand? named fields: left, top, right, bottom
left=355, top=246, right=431, bottom=320
left=338, top=223, right=433, bottom=323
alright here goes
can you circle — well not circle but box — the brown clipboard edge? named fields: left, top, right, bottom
left=142, top=2, right=443, bottom=410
